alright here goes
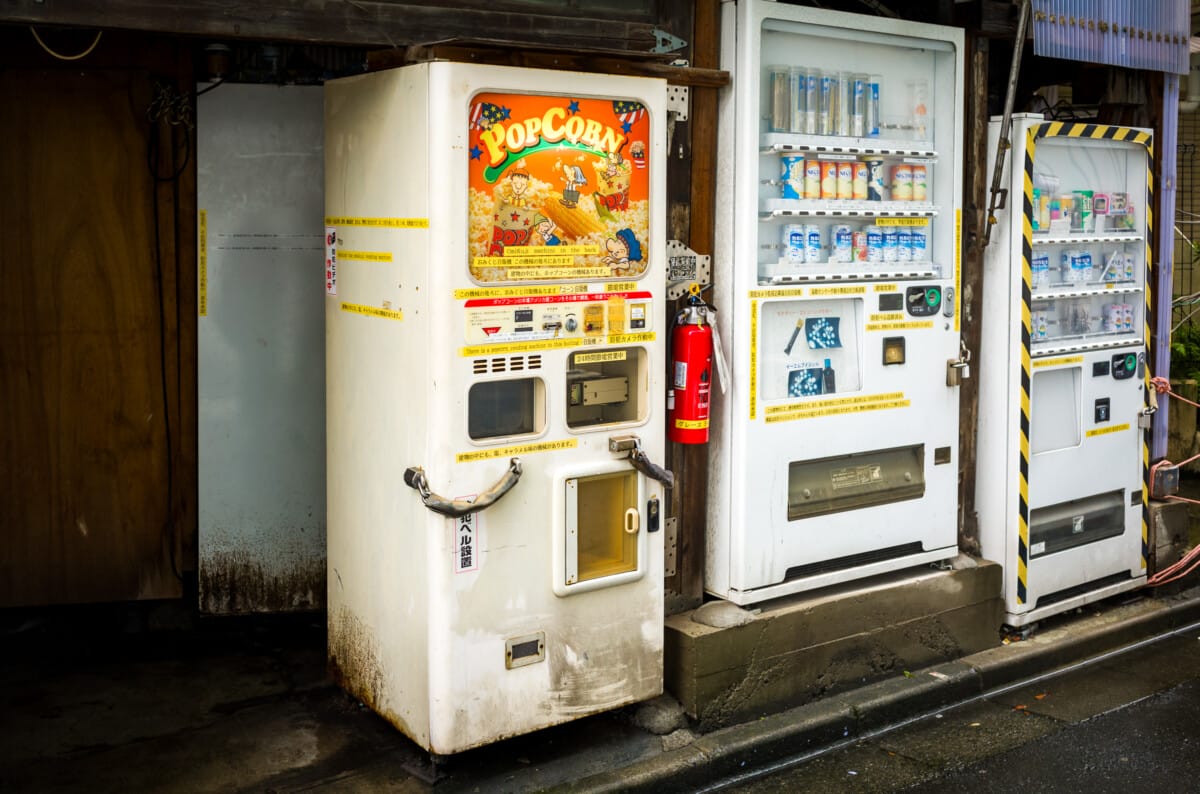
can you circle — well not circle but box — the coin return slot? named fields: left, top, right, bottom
left=505, top=632, right=546, bottom=669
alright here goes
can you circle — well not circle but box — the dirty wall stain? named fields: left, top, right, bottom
left=199, top=551, right=326, bottom=614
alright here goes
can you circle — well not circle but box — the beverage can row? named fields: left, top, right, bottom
left=769, top=67, right=880, bottom=137
left=781, top=157, right=927, bottom=201
left=783, top=223, right=928, bottom=264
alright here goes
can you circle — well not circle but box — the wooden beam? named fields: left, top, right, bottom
left=958, top=34, right=989, bottom=557
left=3, top=1, right=659, bottom=50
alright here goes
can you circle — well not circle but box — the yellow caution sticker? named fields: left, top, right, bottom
left=748, top=288, right=806, bottom=298
left=605, top=281, right=638, bottom=292
left=1086, top=423, right=1131, bottom=438
left=766, top=397, right=911, bottom=423
left=674, top=418, right=709, bottom=430
left=455, top=285, right=592, bottom=299
left=473, top=255, right=577, bottom=268
left=874, top=217, right=929, bottom=227
left=323, top=216, right=429, bottom=228
left=750, top=300, right=759, bottom=420
left=456, top=438, right=578, bottom=463
left=765, top=392, right=907, bottom=423
left=198, top=209, right=208, bottom=317
left=504, top=245, right=599, bottom=257
left=810, top=286, right=866, bottom=296
left=607, top=332, right=655, bottom=345
left=874, top=284, right=899, bottom=292
left=869, top=313, right=904, bottom=322
left=510, top=267, right=612, bottom=280
left=461, top=338, right=584, bottom=357
left=339, top=250, right=393, bottom=262
left=1033, top=355, right=1085, bottom=369
left=341, top=302, right=403, bottom=321
left=575, top=350, right=628, bottom=364
left=866, top=320, right=934, bottom=332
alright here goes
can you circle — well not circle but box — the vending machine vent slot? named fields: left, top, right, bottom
left=473, top=359, right=488, bottom=374
left=783, top=542, right=924, bottom=583
left=491, top=358, right=507, bottom=373
left=1033, top=571, right=1133, bottom=611
left=510, top=356, right=525, bottom=371
left=528, top=355, right=542, bottom=369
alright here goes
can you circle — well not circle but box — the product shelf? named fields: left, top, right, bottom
left=1032, top=233, right=1144, bottom=245
left=761, top=134, right=936, bottom=159
left=758, top=262, right=939, bottom=284
left=1031, top=284, right=1142, bottom=301
left=761, top=200, right=937, bottom=218
left=1031, top=334, right=1144, bottom=357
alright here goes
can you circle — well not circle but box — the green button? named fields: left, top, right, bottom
left=1125, top=354, right=1137, bottom=371
left=926, top=288, right=940, bottom=306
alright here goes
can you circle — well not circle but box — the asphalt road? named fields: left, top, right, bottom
left=719, top=630, right=1200, bottom=793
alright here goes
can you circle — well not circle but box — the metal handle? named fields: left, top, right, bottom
left=624, top=508, right=640, bottom=535
left=628, top=447, right=675, bottom=489
left=403, top=457, right=523, bottom=518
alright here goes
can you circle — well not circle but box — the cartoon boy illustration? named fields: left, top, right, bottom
left=506, top=168, right=531, bottom=207
left=560, top=164, right=587, bottom=208
left=602, top=228, right=643, bottom=272
left=530, top=216, right=561, bottom=247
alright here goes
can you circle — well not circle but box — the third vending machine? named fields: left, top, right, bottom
left=707, top=0, right=965, bottom=604
left=978, top=114, right=1152, bottom=626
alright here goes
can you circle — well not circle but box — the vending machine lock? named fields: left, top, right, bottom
left=1138, top=405, right=1156, bottom=429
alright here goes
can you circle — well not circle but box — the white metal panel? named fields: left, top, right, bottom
left=197, top=85, right=326, bottom=614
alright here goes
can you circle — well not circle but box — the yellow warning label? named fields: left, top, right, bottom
left=339, top=250, right=393, bottom=262
left=866, top=320, right=934, bottom=332
left=473, top=255, right=577, bottom=268
left=869, top=313, right=904, bottom=322
left=575, top=350, right=627, bottom=364
left=605, top=281, right=638, bottom=292
left=748, top=288, right=806, bottom=298
left=323, top=216, right=429, bottom=228
left=456, top=438, right=578, bottom=463
left=511, top=267, right=611, bottom=280
left=810, top=286, right=866, bottom=296
left=766, top=392, right=905, bottom=416
left=455, top=285, right=592, bottom=299
left=766, top=397, right=911, bottom=423
left=874, top=284, right=899, bottom=292
left=1086, top=423, right=1131, bottom=438
left=341, top=302, right=404, bottom=321
left=504, top=245, right=599, bottom=257
left=1033, top=355, right=1085, bottom=369
left=461, top=338, right=584, bottom=357
left=750, top=300, right=759, bottom=420
left=874, top=217, right=929, bottom=227
left=674, top=418, right=709, bottom=430
left=607, top=332, right=656, bottom=345
left=198, top=209, right=208, bottom=317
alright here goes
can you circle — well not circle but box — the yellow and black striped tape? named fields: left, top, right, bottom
left=1018, top=123, right=1154, bottom=603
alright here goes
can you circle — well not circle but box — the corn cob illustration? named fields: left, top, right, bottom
left=541, top=200, right=605, bottom=241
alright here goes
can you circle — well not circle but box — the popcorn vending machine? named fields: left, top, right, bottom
left=978, top=114, right=1152, bottom=626
left=707, top=0, right=965, bottom=605
left=325, top=63, right=668, bottom=754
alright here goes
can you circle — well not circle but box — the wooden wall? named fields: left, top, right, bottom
left=0, top=28, right=196, bottom=606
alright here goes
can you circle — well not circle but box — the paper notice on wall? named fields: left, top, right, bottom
left=325, top=226, right=337, bottom=296
left=453, top=499, right=482, bottom=573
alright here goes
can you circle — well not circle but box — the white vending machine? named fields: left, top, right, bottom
left=325, top=63, right=669, bottom=754
left=978, top=115, right=1151, bottom=627
left=707, top=0, right=965, bottom=605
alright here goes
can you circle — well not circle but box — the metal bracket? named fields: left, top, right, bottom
left=664, top=517, right=678, bottom=577
left=665, top=240, right=711, bottom=299
left=666, top=84, right=690, bottom=122
left=651, top=28, right=688, bottom=54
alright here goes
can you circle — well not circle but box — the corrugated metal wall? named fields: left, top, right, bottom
left=1032, top=1, right=1189, bottom=75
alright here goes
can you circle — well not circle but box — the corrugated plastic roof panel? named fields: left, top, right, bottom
left=1032, top=1, right=1189, bottom=75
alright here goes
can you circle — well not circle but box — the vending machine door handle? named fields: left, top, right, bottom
left=628, top=447, right=676, bottom=490
left=403, top=457, right=523, bottom=518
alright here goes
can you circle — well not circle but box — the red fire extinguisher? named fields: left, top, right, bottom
left=668, top=285, right=717, bottom=444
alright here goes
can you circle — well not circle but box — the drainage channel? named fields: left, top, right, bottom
left=697, top=616, right=1200, bottom=792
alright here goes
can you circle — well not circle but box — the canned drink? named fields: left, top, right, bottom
left=911, top=165, right=927, bottom=202
left=836, top=162, right=853, bottom=199
left=852, top=162, right=869, bottom=200
left=881, top=227, right=899, bottom=262
left=820, top=161, right=839, bottom=199
left=783, top=224, right=806, bottom=264
left=1031, top=252, right=1051, bottom=287
left=837, top=71, right=851, bottom=136
left=866, top=226, right=884, bottom=262
left=866, top=159, right=887, bottom=200
left=789, top=67, right=805, bottom=133
left=819, top=73, right=834, bottom=135
left=896, top=228, right=912, bottom=262
left=867, top=75, right=881, bottom=137
left=852, top=230, right=868, bottom=262
left=1072, top=190, right=1094, bottom=232
left=910, top=228, right=927, bottom=261
left=781, top=156, right=805, bottom=199
left=805, top=224, right=824, bottom=263
left=891, top=164, right=913, bottom=201
left=804, top=160, right=822, bottom=199
left=834, top=224, right=853, bottom=263
left=769, top=66, right=790, bottom=133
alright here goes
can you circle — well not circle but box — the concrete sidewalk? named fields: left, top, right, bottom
left=1, top=586, right=1198, bottom=793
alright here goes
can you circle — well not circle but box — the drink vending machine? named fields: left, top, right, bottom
left=707, top=0, right=965, bottom=605
left=325, top=63, right=669, bottom=754
left=978, top=115, right=1152, bottom=627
